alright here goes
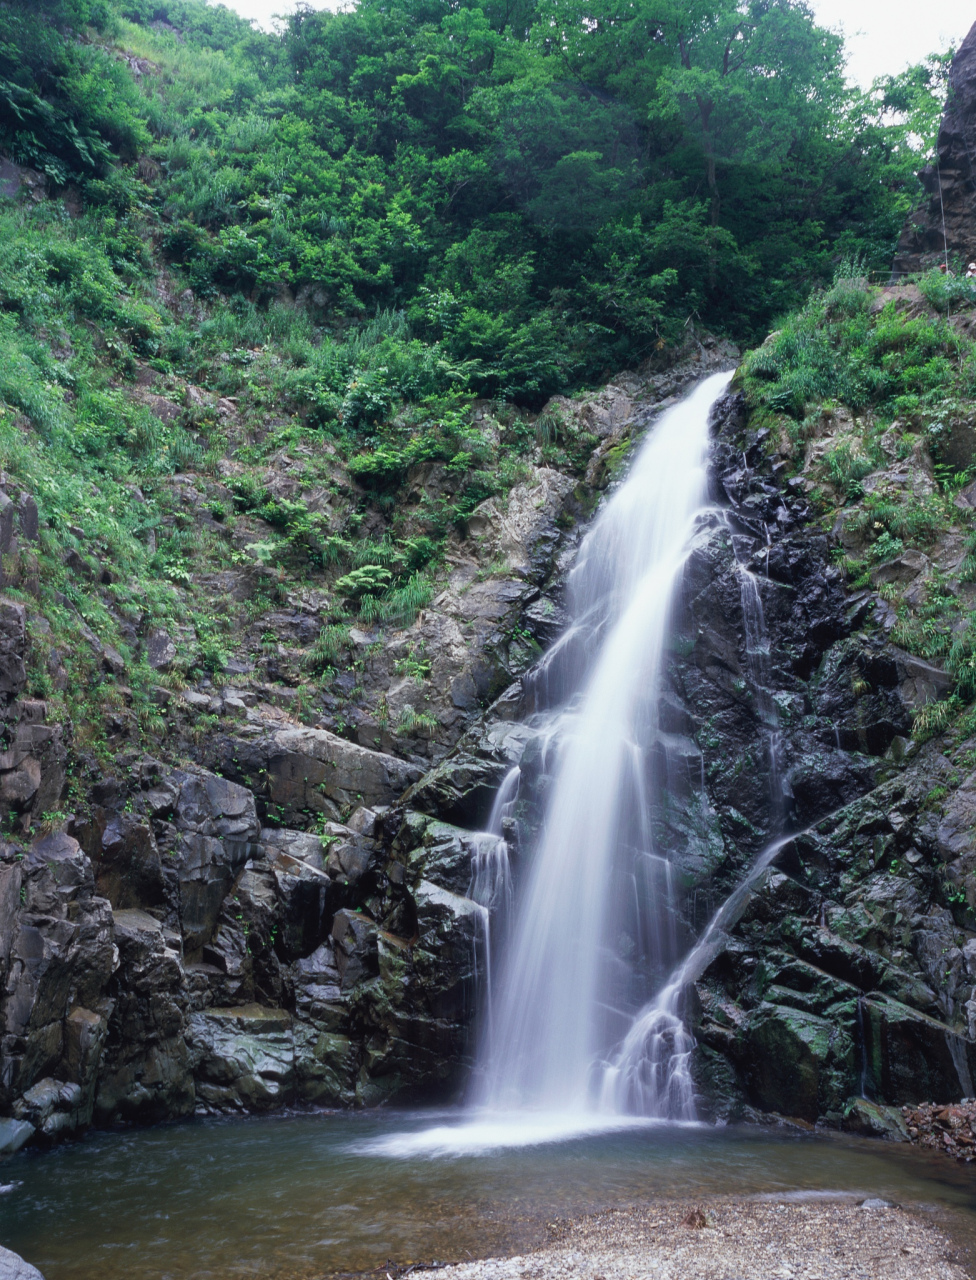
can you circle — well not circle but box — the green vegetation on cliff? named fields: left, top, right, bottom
left=740, top=268, right=976, bottom=740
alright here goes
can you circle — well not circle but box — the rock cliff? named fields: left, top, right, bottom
left=893, top=20, right=976, bottom=275
left=687, top=388, right=976, bottom=1128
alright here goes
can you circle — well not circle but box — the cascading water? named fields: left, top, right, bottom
left=473, top=371, right=733, bottom=1114
left=602, top=830, right=794, bottom=1117
left=363, top=370, right=789, bottom=1159
left=734, top=545, right=787, bottom=817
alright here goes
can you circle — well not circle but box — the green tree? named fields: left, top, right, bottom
left=648, top=0, right=845, bottom=226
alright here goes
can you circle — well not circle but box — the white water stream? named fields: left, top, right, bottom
left=473, top=371, right=733, bottom=1114
left=367, top=370, right=785, bottom=1158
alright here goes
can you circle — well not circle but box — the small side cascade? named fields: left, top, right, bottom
left=856, top=995, right=873, bottom=1099
left=600, top=833, right=795, bottom=1115
left=598, top=998, right=695, bottom=1119
left=735, top=561, right=787, bottom=819
left=468, top=764, right=518, bottom=915
left=467, top=767, right=519, bottom=1060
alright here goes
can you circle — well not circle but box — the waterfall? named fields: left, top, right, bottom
left=358, top=371, right=794, bottom=1158
left=472, top=371, right=733, bottom=1113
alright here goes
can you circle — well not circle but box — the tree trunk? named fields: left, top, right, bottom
left=706, top=153, right=720, bottom=227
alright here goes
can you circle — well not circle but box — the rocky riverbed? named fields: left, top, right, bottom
left=422, top=1200, right=971, bottom=1280
left=904, top=1101, right=976, bottom=1162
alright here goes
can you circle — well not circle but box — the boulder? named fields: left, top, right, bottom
left=843, top=1097, right=910, bottom=1141
left=145, top=628, right=177, bottom=671
left=187, top=1004, right=293, bottom=1111
left=211, top=728, right=421, bottom=824
left=13, top=1076, right=85, bottom=1140
left=0, top=1246, right=45, bottom=1280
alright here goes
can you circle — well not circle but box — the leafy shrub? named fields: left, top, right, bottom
left=917, top=269, right=976, bottom=313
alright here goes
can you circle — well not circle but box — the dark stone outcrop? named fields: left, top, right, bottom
left=682, top=394, right=976, bottom=1125
left=0, top=548, right=495, bottom=1131
left=893, top=21, right=976, bottom=275
left=0, top=834, right=116, bottom=1143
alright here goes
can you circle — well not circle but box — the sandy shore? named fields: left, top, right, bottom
left=427, top=1199, right=972, bottom=1280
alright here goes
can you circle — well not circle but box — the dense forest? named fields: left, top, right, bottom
left=3, top=0, right=950, bottom=386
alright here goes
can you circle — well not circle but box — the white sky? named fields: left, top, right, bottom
left=213, top=0, right=974, bottom=88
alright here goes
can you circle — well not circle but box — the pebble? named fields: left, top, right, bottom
left=426, top=1199, right=969, bottom=1280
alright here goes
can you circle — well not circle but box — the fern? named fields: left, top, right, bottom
left=334, top=565, right=393, bottom=598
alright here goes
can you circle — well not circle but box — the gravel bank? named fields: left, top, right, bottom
left=429, top=1200, right=971, bottom=1280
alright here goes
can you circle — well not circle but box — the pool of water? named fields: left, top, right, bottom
left=3, top=1110, right=976, bottom=1279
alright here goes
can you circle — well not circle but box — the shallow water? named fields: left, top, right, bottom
left=3, top=1110, right=976, bottom=1279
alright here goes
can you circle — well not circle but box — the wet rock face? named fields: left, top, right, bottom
left=893, top=20, right=976, bottom=275
left=0, top=835, right=116, bottom=1143
left=684, top=396, right=976, bottom=1125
